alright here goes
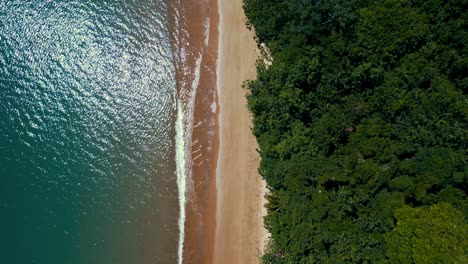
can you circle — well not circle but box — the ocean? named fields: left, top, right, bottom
left=0, top=0, right=193, bottom=263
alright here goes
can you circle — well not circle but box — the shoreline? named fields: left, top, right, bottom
left=179, top=0, right=219, bottom=263
left=180, top=0, right=268, bottom=263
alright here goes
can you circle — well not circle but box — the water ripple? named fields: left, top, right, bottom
left=1, top=0, right=179, bottom=263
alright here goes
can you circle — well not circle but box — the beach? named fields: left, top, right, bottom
left=181, top=0, right=268, bottom=263
left=214, top=0, right=268, bottom=263
left=177, top=0, right=219, bottom=262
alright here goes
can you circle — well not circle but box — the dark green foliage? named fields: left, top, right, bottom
left=244, top=0, right=467, bottom=262
left=385, top=203, right=468, bottom=263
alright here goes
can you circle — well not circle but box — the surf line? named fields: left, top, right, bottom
left=175, top=52, right=203, bottom=264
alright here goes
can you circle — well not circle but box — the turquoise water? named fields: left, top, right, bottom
left=0, top=0, right=181, bottom=263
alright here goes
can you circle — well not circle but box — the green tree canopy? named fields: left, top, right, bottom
left=386, top=203, right=468, bottom=263
left=243, top=0, right=468, bottom=262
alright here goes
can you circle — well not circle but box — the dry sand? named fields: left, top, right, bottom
left=214, top=0, right=269, bottom=263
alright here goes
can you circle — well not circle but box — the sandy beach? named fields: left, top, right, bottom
left=181, top=0, right=267, bottom=262
left=214, top=0, right=268, bottom=263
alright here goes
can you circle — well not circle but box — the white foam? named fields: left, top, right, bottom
left=176, top=52, right=204, bottom=264
left=175, top=99, right=186, bottom=264
left=210, top=101, right=217, bottom=113
left=204, top=18, right=210, bottom=46
left=193, top=150, right=203, bottom=159
left=193, top=120, right=203, bottom=128
left=191, top=55, right=203, bottom=100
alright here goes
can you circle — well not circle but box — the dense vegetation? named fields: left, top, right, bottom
left=243, top=0, right=467, bottom=262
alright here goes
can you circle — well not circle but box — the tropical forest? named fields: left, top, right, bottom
left=243, top=0, right=467, bottom=262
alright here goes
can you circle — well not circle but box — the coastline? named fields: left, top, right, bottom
left=178, top=0, right=219, bottom=263
left=180, top=0, right=268, bottom=263
left=214, top=0, right=268, bottom=263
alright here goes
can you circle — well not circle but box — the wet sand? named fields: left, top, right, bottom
left=179, top=0, right=219, bottom=263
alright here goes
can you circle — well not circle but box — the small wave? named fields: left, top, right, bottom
left=175, top=99, right=187, bottom=264
left=175, top=51, right=203, bottom=264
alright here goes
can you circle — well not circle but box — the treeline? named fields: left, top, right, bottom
left=243, top=0, right=467, bottom=263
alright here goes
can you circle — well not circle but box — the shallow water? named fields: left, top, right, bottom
left=0, top=0, right=181, bottom=263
